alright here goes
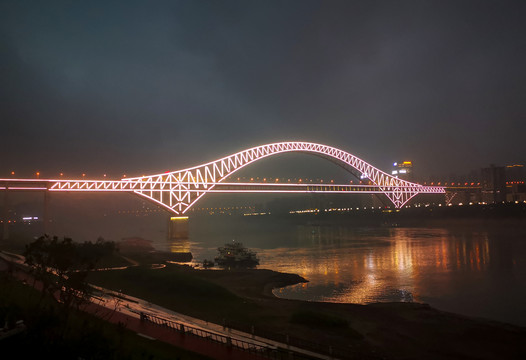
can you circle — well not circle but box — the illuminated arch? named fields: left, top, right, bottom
left=123, top=142, right=436, bottom=214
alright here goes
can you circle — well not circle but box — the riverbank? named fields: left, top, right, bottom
left=3, top=243, right=526, bottom=359
left=87, top=263, right=526, bottom=360
left=0, top=260, right=211, bottom=360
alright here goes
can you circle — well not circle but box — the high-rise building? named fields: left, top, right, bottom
left=391, top=161, right=414, bottom=181
left=505, top=164, right=526, bottom=202
left=506, top=164, right=525, bottom=183
left=481, top=165, right=506, bottom=203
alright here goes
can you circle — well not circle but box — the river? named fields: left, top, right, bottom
left=37, top=199, right=526, bottom=328
left=156, top=215, right=526, bottom=327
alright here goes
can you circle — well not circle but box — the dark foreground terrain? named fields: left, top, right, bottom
left=2, top=205, right=526, bottom=359
left=86, top=263, right=526, bottom=360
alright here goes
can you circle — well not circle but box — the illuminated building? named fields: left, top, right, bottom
left=506, top=164, right=525, bottom=183
left=481, top=165, right=506, bottom=203
left=392, top=161, right=414, bottom=181
left=505, top=164, right=526, bottom=202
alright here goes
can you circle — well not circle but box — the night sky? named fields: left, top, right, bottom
left=2, top=0, right=525, bottom=180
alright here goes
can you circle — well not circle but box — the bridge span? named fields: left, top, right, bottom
left=1, top=142, right=445, bottom=214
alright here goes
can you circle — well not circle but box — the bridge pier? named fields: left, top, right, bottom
left=2, top=189, right=8, bottom=241
left=167, top=216, right=189, bottom=240
left=43, top=190, right=50, bottom=235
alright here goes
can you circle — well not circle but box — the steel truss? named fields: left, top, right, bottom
left=3, top=142, right=445, bottom=214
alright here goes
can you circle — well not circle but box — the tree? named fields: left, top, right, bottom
left=23, top=235, right=116, bottom=314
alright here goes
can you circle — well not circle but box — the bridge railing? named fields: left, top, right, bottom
left=224, top=320, right=374, bottom=360
left=139, top=312, right=318, bottom=360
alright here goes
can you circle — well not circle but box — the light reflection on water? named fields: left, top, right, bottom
left=157, top=217, right=526, bottom=327
left=267, top=227, right=492, bottom=303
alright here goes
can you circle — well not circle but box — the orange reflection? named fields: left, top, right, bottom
left=267, top=227, right=491, bottom=305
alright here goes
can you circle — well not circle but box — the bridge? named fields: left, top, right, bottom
left=1, top=142, right=445, bottom=214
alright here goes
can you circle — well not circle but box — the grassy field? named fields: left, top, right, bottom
left=88, top=264, right=262, bottom=324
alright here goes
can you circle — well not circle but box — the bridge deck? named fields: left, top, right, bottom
left=0, top=179, right=444, bottom=194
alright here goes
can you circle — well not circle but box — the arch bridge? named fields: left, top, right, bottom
left=1, top=142, right=444, bottom=214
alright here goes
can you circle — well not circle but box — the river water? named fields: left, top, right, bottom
left=158, top=215, right=526, bottom=327
left=15, top=193, right=526, bottom=326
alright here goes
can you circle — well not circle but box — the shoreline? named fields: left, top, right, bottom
left=4, top=250, right=526, bottom=359
left=262, top=274, right=309, bottom=298
left=193, top=265, right=526, bottom=359
left=263, top=267, right=526, bottom=330
left=263, top=270, right=524, bottom=328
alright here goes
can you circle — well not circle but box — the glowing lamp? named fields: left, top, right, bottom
left=170, top=216, right=188, bottom=220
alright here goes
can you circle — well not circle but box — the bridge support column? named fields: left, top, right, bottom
left=167, top=216, right=189, bottom=240
left=445, top=192, right=457, bottom=206
left=43, top=190, right=50, bottom=235
left=2, top=190, right=8, bottom=241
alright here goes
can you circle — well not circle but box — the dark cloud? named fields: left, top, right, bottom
left=1, top=0, right=525, bottom=179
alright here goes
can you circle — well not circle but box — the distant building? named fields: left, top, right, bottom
left=505, top=164, right=526, bottom=202
left=506, top=164, right=525, bottom=183
left=507, top=183, right=526, bottom=202
left=481, top=165, right=506, bottom=203
left=391, top=161, right=414, bottom=181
